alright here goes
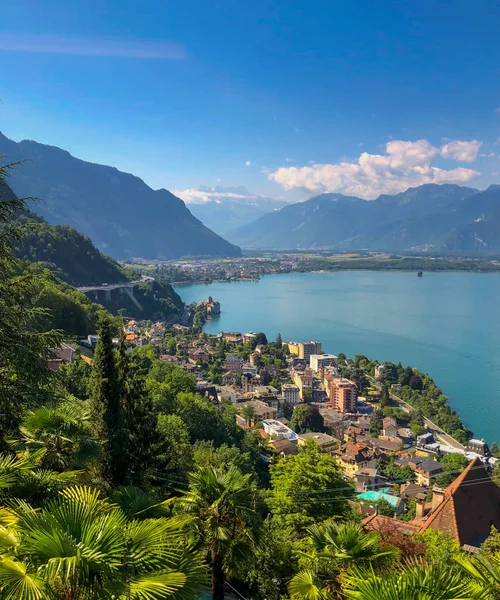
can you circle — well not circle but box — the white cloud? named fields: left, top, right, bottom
left=174, top=188, right=258, bottom=204
left=492, top=171, right=500, bottom=176
left=441, top=140, right=482, bottom=162
left=268, top=139, right=481, bottom=200
left=480, top=151, right=499, bottom=159
left=285, top=157, right=293, bottom=162
left=245, top=160, right=251, bottom=167
left=0, top=32, right=184, bottom=59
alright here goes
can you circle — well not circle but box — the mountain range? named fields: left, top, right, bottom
left=184, top=185, right=287, bottom=237
left=227, top=184, right=500, bottom=254
left=0, top=133, right=241, bottom=260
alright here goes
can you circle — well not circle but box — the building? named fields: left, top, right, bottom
left=382, top=417, right=398, bottom=437
left=243, top=332, right=258, bottom=344
left=268, top=438, right=299, bottom=457
left=400, top=482, right=427, bottom=502
left=225, top=354, right=243, bottom=372
left=202, top=296, right=220, bottom=315
left=242, top=373, right=260, bottom=393
left=46, top=343, right=76, bottom=370
left=220, top=331, right=242, bottom=343
left=242, top=363, right=258, bottom=376
left=217, top=385, right=239, bottom=404
left=335, top=442, right=377, bottom=478
left=189, top=348, right=210, bottom=362
left=236, top=400, right=277, bottom=425
left=288, top=341, right=322, bottom=360
left=402, top=457, right=443, bottom=486
left=319, top=407, right=349, bottom=440
left=414, top=457, right=500, bottom=548
left=297, top=432, right=339, bottom=454
left=465, top=439, right=491, bottom=457
left=262, top=419, right=298, bottom=441
left=328, top=377, right=358, bottom=413
left=310, top=354, right=338, bottom=373
left=354, top=468, right=380, bottom=493
left=292, top=367, right=314, bottom=400
left=282, top=383, right=300, bottom=405
left=365, top=458, right=500, bottom=551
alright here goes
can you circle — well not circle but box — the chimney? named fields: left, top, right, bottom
left=432, top=487, right=446, bottom=511
left=415, top=498, right=425, bottom=520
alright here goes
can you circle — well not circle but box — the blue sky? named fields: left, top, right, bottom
left=2, top=0, right=500, bottom=202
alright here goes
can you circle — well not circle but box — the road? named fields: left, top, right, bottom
left=389, top=391, right=465, bottom=450
left=366, top=375, right=465, bottom=451
left=77, top=276, right=154, bottom=293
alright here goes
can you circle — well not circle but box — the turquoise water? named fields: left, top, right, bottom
left=176, top=271, right=500, bottom=443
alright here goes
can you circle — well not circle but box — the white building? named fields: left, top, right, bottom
left=282, top=383, right=300, bottom=405
left=310, top=354, right=338, bottom=372
left=262, top=419, right=298, bottom=441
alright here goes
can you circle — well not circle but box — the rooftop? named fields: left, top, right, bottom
left=298, top=432, right=337, bottom=445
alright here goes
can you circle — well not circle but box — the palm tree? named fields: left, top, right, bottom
left=0, top=448, right=81, bottom=505
left=240, top=405, right=255, bottom=426
left=289, top=521, right=398, bottom=600
left=16, top=397, right=98, bottom=471
left=341, top=558, right=478, bottom=600
left=176, top=465, right=259, bottom=600
left=456, top=552, right=500, bottom=599
left=0, top=485, right=207, bottom=599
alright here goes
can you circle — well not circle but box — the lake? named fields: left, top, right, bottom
left=176, top=271, right=500, bottom=443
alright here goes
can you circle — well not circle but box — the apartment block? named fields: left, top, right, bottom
left=328, top=377, right=358, bottom=413
left=310, top=353, right=338, bottom=372
left=288, top=341, right=322, bottom=360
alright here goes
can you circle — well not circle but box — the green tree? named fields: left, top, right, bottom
left=276, top=332, right=283, bottom=349
left=289, top=521, right=398, bottom=600
left=372, top=498, right=395, bottom=517
left=121, top=352, right=165, bottom=487
left=157, top=413, right=194, bottom=479
left=268, top=442, right=352, bottom=529
left=176, top=466, right=259, bottom=600
left=17, top=396, right=98, bottom=472
left=0, top=485, right=206, bottom=600
left=89, top=314, right=127, bottom=486
left=58, top=352, right=92, bottom=400
left=379, top=383, right=390, bottom=409
left=370, top=409, right=383, bottom=438
left=342, top=559, right=474, bottom=600
left=241, top=404, right=256, bottom=426
left=290, top=405, right=324, bottom=433
left=255, top=332, right=268, bottom=345
left=0, top=175, right=61, bottom=448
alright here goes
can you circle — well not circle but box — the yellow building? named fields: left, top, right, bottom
left=288, top=341, right=322, bottom=360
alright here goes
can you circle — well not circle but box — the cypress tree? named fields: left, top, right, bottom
left=121, top=351, right=165, bottom=487
left=89, top=314, right=127, bottom=486
left=276, top=332, right=282, bottom=349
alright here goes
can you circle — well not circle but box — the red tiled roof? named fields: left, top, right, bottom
left=417, top=458, right=500, bottom=547
left=363, top=514, right=421, bottom=536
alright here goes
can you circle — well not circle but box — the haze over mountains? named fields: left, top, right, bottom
left=0, top=133, right=241, bottom=260
left=179, top=185, right=287, bottom=237
left=227, top=183, right=500, bottom=254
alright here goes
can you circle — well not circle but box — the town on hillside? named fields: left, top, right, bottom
left=49, top=302, right=500, bottom=552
